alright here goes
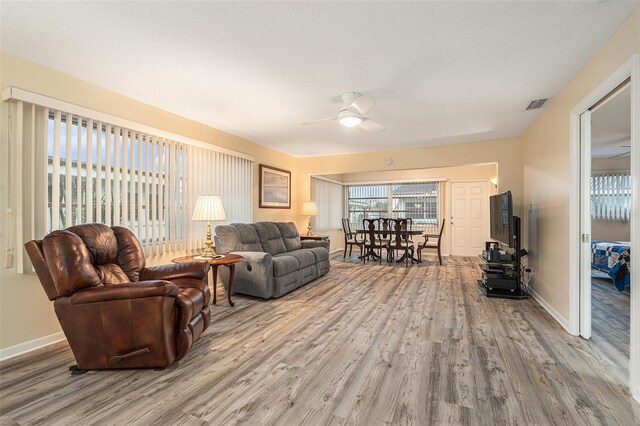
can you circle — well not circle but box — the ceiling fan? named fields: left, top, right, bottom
left=302, top=92, right=386, bottom=133
left=609, top=144, right=631, bottom=159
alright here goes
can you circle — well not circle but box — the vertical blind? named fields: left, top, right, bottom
left=591, top=172, right=631, bottom=221
left=347, top=181, right=440, bottom=233
left=310, top=177, right=343, bottom=230
left=6, top=99, right=253, bottom=273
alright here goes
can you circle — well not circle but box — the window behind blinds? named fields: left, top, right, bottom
left=591, top=172, right=631, bottom=221
left=391, top=182, right=439, bottom=232
left=310, top=177, right=343, bottom=231
left=6, top=99, right=253, bottom=273
left=347, top=181, right=440, bottom=233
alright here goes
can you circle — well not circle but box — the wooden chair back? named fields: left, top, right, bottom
left=380, top=218, right=392, bottom=240
left=362, top=218, right=380, bottom=245
left=342, top=218, right=353, bottom=238
left=389, top=218, right=411, bottom=248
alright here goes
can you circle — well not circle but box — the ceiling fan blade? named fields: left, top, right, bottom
left=351, top=95, right=376, bottom=114
left=301, top=117, right=337, bottom=126
left=359, top=117, right=386, bottom=133
left=609, top=151, right=631, bottom=159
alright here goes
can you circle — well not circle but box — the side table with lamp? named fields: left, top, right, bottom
left=172, top=195, right=243, bottom=307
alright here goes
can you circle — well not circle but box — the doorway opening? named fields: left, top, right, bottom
left=571, top=54, right=638, bottom=399
left=586, top=83, right=632, bottom=383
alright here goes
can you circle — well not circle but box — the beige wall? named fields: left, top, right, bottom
left=591, top=156, right=631, bottom=241
left=0, top=52, right=298, bottom=350
left=591, top=221, right=631, bottom=242
left=316, top=164, right=498, bottom=254
left=522, top=8, right=640, bottom=322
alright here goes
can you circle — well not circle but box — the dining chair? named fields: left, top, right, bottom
left=362, top=218, right=386, bottom=265
left=388, top=218, right=415, bottom=267
left=417, top=219, right=445, bottom=265
left=342, top=218, right=364, bottom=259
left=378, top=218, right=392, bottom=245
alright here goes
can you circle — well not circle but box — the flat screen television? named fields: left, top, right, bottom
left=489, top=191, right=513, bottom=247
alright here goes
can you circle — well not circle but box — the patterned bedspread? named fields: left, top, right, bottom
left=591, top=240, right=631, bottom=292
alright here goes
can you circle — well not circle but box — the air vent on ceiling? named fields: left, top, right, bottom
left=526, top=99, right=548, bottom=110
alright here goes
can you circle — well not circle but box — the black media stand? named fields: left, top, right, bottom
left=477, top=216, right=530, bottom=300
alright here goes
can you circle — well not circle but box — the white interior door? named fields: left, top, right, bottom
left=580, top=110, right=592, bottom=339
left=450, top=181, right=490, bottom=257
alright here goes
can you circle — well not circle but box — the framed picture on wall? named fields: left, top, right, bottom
left=259, top=164, right=291, bottom=209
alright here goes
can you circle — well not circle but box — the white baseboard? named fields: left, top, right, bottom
left=0, top=332, right=66, bottom=362
left=529, top=288, right=576, bottom=336
left=634, top=386, right=640, bottom=405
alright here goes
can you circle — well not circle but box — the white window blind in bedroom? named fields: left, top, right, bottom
left=310, top=177, right=343, bottom=231
left=4, top=91, right=253, bottom=273
left=591, top=172, right=631, bottom=221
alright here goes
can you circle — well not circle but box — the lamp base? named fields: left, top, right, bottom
left=306, top=216, right=313, bottom=236
left=201, top=222, right=217, bottom=258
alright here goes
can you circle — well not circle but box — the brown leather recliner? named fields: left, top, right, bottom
left=24, top=223, right=211, bottom=372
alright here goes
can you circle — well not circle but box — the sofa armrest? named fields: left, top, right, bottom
left=301, top=240, right=330, bottom=251
left=220, top=251, right=274, bottom=299
left=230, top=251, right=272, bottom=265
left=140, top=262, right=209, bottom=281
left=69, top=280, right=179, bottom=305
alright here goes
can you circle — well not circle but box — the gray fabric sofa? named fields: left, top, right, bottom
left=214, top=222, right=330, bottom=298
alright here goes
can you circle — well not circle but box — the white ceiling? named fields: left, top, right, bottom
left=592, top=85, right=631, bottom=158
left=1, top=1, right=638, bottom=157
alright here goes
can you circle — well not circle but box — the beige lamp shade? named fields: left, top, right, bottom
left=301, top=201, right=319, bottom=216
left=192, top=195, right=227, bottom=221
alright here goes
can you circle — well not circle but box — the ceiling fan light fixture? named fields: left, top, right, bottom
left=338, top=110, right=362, bottom=128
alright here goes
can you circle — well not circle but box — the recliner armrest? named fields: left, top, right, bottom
left=229, top=251, right=272, bottom=264
left=69, top=280, right=179, bottom=304
left=140, top=262, right=209, bottom=281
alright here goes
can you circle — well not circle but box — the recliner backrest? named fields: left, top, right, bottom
left=255, top=222, right=287, bottom=255
left=215, top=222, right=303, bottom=255
left=275, top=222, right=301, bottom=252
left=27, top=223, right=147, bottom=298
left=234, top=224, right=263, bottom=251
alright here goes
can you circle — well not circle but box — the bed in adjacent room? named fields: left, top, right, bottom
left=591, top=240, right=631, bottom=292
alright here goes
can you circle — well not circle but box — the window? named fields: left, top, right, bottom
left=310, top=177, right=343, bottom=230
left=347, top=181, right=439, bottom=232
left=591, top=172, right=631, bottom=221
left=6, top=96, right=253, bottom=272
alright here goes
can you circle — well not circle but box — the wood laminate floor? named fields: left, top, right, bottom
left=591, top=275, right=630, bottom=384
left=1, top=255, right=639, bottom=425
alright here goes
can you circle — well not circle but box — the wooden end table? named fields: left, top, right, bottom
left=171, top=254, right=244, bottom=307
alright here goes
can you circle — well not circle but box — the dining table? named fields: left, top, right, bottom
left=355, top=228, right=425, bottom=263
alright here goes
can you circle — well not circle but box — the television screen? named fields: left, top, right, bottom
left=490, top=191, right=513, bottom=247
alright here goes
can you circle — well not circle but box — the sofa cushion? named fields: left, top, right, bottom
left=255, top=222, right=287, bottom=255
left=309, top=247, right=329, bottom=263
left=235, top=224, right=263, bottom=252
left=286, top=249, right=316, bottom=269
left=276, top=222, right=302, bottom=252
left=272, top=255, right=300, bottom=277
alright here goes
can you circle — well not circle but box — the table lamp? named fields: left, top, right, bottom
left=301, top=201, right=318, bottom=236
left=192, top=195, right=227, bottom=258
